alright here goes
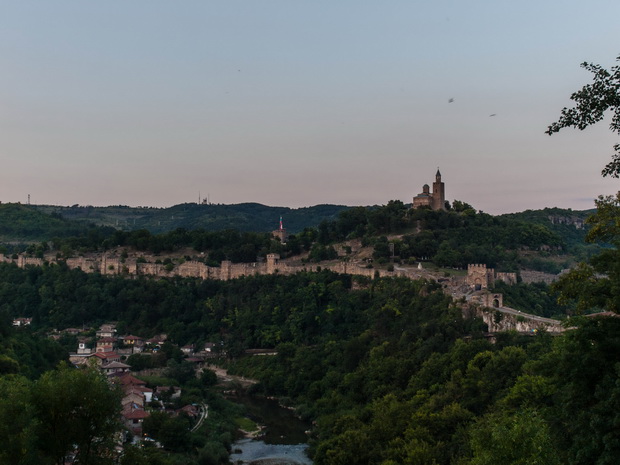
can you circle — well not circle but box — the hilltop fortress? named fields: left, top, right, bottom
left=413, top=169, right=446, bottom=210
left=0, top=168, right=523, bottom=290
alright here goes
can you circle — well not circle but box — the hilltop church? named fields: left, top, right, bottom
left=413, top=169, right=446, bottom=210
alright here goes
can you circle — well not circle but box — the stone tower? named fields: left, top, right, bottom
left=272, top=216, right=288, bottom=243
left=432, top=169, right=446, bottom=210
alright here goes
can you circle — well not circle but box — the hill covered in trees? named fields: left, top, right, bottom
left=33, top=202, right=349, bottom=234
left=0, top=203, right=115, bottom=244
left=309, top=200, right=591, bottom=271
left=1, top=260, right=619, bottom=465
left=0, top=187, right=615, bottom=464
left=2, top=200, right=597, bottom=277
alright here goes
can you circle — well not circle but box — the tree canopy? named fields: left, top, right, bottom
left=0, top=364, right=121, bottom=465
left=546, top=55, right=620, bottom=178
left=548, top=54, right=620, bottom=314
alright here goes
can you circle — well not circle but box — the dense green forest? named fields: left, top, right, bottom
left=228, top=315, right=620, bottom=465
left=0, top=196, right=610, bottom=465
left=33, top=202, right=349, bottom=234
left=0, top=183, right=617, bottom=464
left=47, top=227, right=314, bottom=264
left=312, top=200, right=588, bottom=271
left=501, top=207, right=597, bottom=254
left=0, top=203, right=115, bottom=245
left=2, top=260, right=620, bottom=464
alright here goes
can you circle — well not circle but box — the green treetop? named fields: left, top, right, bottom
left=546, top=55, right=620, bottom=178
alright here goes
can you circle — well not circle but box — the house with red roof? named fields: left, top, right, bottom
left=122, top=403, right=150, bottom=434
left=122, top=389, right=146, bottom=407
left=116, top=373, right=147, bottom=387
left=117, top=335, right=145, bottom=354
left=96, top=337, right=117, bottom=353
left=88, top=351, right=121, bottom=366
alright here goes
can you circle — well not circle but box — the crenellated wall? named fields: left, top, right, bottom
left=19, top=256, right=44, bottom=267
left=496, top=272, right=517, bottom=286
left=467, top=264, right=517, bottom=289
left=0, top=252, right=437, bottom=284
left=3, top=251, right=565, bottom=335
left=66, top=257, right=99, bottom=272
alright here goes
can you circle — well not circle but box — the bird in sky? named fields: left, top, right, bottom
left=489, top=113, right=496, bottom=117
left=448, top=98, right=454, bottom=103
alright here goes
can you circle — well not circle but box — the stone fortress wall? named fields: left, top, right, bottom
left=466, top=264, right=517, bottom=290
left=1, top=252, right=566, bottom=333
left=0, top=254, right=553, bottom=289
left=0, top=252, right=434, bottom=283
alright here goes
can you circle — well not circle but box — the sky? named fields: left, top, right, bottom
left=1, top=1, right=619, bottom=215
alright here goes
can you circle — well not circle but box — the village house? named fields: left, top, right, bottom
left=145, top=334, right=168, bottom=351
left=122, top=403, right=150, bottom=435
left=62, top=327, right=82, bottom=336
left=204, top=342, right=216, bottom=352
left=96, top=337, right=117, bottom=353
left=118, top=335, right=145, bottom=351
left=132, top=385, right=154, bottom=403
left=198, top=342, right=219, bottom=358
left=122, top=388, right=146, bottom=407
left=113, top=373, right=154, bottom=404
left=12, top=317, right=32, bottom=327
left=101, top=361, right=131, bottom=376
left=87, top=351, right=121, bottom=366
left=181, top=344, right=195, bottom=355
left=96, top=324, right=117, bottom=338
left=115, top=372, right=147, bottom=388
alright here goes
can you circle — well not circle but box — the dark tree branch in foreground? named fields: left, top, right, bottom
left=546, top=56, right=620, bottom=178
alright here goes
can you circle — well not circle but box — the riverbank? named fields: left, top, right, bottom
left=206, top=364, right=258, bottom=388
left=230, top=439, right=312, bottom=465
left=208, top=364, right=313, bottom=463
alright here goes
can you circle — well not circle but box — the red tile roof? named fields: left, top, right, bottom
left=123, top=408, right=150, bottom=420
left=116, top=373, right=147, bottom=386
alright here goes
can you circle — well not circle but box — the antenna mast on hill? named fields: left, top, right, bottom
left=28, top=194, right=30, bottom=205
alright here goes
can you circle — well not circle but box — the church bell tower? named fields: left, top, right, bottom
left=432, top=169, right=446, bottom=210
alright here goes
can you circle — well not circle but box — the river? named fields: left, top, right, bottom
left=228, top=395, right=313, bottom=465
